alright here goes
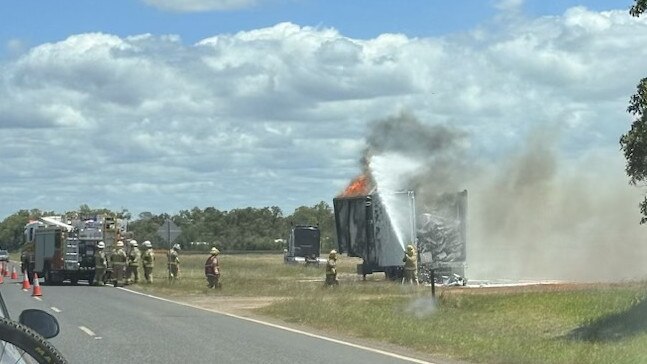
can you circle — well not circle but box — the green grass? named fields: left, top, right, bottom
left=132, top=253, right=647, bottom=364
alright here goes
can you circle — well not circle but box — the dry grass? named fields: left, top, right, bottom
left=130, top=253, right=647, bottom=364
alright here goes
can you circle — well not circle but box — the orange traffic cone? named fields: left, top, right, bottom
left=0, top=263, right=5, bottom=276
left=2, top=263, right=8, bottom=277
left=10, top=266, right=17, bottom=280
left=32, top=273, right=42, bottom=297
left=0, top=272, right=4, bottom=284
left=22, top=271, right=31, bottom=290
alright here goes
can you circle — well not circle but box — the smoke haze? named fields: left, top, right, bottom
left=364, top=113, right=647, bottom=282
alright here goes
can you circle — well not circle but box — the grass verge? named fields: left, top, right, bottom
left=132, top=253, right=647, bottom=363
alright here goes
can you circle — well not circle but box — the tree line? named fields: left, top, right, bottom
left=0, top=202, right=336, bottom=252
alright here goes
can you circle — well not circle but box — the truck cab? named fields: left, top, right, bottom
left=284, top=225, right=321, bottom=265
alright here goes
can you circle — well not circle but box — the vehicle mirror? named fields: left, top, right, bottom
left=18, top=309, right=60, bottom=339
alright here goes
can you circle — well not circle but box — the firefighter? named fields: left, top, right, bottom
left=402, top=244, right=418, bottom=285
left=141, top=240, right=155, bottom=284
left=126, top=240, right=141, bottom=284
left=111, top=241, right=127, bottom=287
left=325, top=250, right=339, bottom=286
left=204, top=247, right=221, bottom=289
left=93, top=241, right=107, bottom=286
left=167, top=244, right=180, bottom=282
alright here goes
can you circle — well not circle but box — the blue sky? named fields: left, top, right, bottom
left=1, top=0, right=633, bottom=57
left=2, top=0, right=647, bottom=279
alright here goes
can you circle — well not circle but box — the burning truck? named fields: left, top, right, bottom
left=333, top=174, right=468, bottom=282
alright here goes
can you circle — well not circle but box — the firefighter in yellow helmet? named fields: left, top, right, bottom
left=325, top=250, right=339, bottom=286
left=167, top=244, right=181, bottom=282
left=402, top=244, right=418, bottom=285
left=111, top=241, right=127, bottom=287
left=204, top=247, right=221, bottom=289
left=126, top=239, right=141, bottom=284
left=141, top=240, right=155, bottom=283
left=93, top=241, right=107, bottom=286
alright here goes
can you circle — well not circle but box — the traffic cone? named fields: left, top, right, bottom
left=0, top=263, right=5, bottom=276
left=22, top=271, right=31, bottom=290
left=3, top=265, right=8, bottom=277
left=32, top=273, right=42, bottom=297
left=0, top=272, right=4, bottom=284
left=10, top=266, right=17, bottom=280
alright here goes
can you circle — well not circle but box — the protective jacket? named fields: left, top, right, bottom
left=403, top=252, right=417, bottom=271
left=142, top=249, right=155, bottom=268
left=204, top=255, right=220, bottom=276
left=168, top=249, right=179, bottom=266
left=111, top=248, right=127, bottom=265
left=95, top=250, right=107, bottom=268
left=128, top=247, right=141, bottom=267
left=326, top=258, right=337, bottom=276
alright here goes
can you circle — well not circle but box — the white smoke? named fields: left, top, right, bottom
left=364, top=113, right=647, bottom=282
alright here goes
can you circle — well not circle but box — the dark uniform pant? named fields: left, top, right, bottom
left=168, top=264, right=179, bottom=281
left=94, top=268, right=106, bottom=286
left=126, top=265, right=139, bottom=283
left=113, top=264, right=125, bottom=287
left=325, top=274, right=338, bottom=286
left=144, top=267, right=153, bottom=283
left=207, top=274, right=220, bottom=288
left=403, top=269, right=418, bottom=284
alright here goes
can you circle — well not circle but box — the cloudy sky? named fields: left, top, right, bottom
left=0, top=0, right=643, bottom=223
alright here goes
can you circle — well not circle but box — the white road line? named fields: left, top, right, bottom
left=33, top=297, right=42, bottom=301
left=79, top=326, right=96, bottom=337
left=51, top=307, right=61, bottom=313
left=120, top=288, right=435, bottom=364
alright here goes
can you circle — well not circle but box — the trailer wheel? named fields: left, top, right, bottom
left=70, top=277, right=79, bottom=285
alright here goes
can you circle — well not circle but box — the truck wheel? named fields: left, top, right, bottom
left=43, top=268, right=51, bottom=286
left=70, top=277, right=79, bottom=286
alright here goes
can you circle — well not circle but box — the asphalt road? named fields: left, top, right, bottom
left=0, top=276, right=434, bottom=364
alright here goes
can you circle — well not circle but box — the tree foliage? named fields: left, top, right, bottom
left=621, top=1, right=647, bottom=223
left=630, top=0, right=647, bottom=17
left=0, top=202, right=336, bottom=252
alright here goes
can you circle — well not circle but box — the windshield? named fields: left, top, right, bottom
left=293, top=228, right=320, bottom=247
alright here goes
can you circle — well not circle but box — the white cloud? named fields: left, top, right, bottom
left=142, top=0, right=260, bottom=12
left=494, top=0, right=524, bottom=12
left=0, top=8, right=645, bottom=230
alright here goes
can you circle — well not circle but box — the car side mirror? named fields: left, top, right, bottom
left=19, top=309, right=60, bottom=339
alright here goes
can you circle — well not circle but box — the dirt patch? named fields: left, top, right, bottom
left=177, top=295, right=283, bottom=316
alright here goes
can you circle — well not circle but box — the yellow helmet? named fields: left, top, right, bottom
left=329, top=249, right=337, bottom=259
left=406, top=244, right=414, bottom=252
left=116, top=240, right=124, bottom=247
left=210, top=247, right=220, bottom=255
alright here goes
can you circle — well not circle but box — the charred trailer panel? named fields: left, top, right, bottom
left=334, top=192, right=416, bottom=278
left=417, top=190, right=468, bottom=281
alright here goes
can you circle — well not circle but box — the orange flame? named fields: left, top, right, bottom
left=340, top=174, right=372, bottom=197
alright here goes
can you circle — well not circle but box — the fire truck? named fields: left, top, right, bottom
left=21, top=215, right=127, bottom=285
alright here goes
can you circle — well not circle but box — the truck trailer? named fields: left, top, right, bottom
left=333, top=190, right=467, bottom=281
